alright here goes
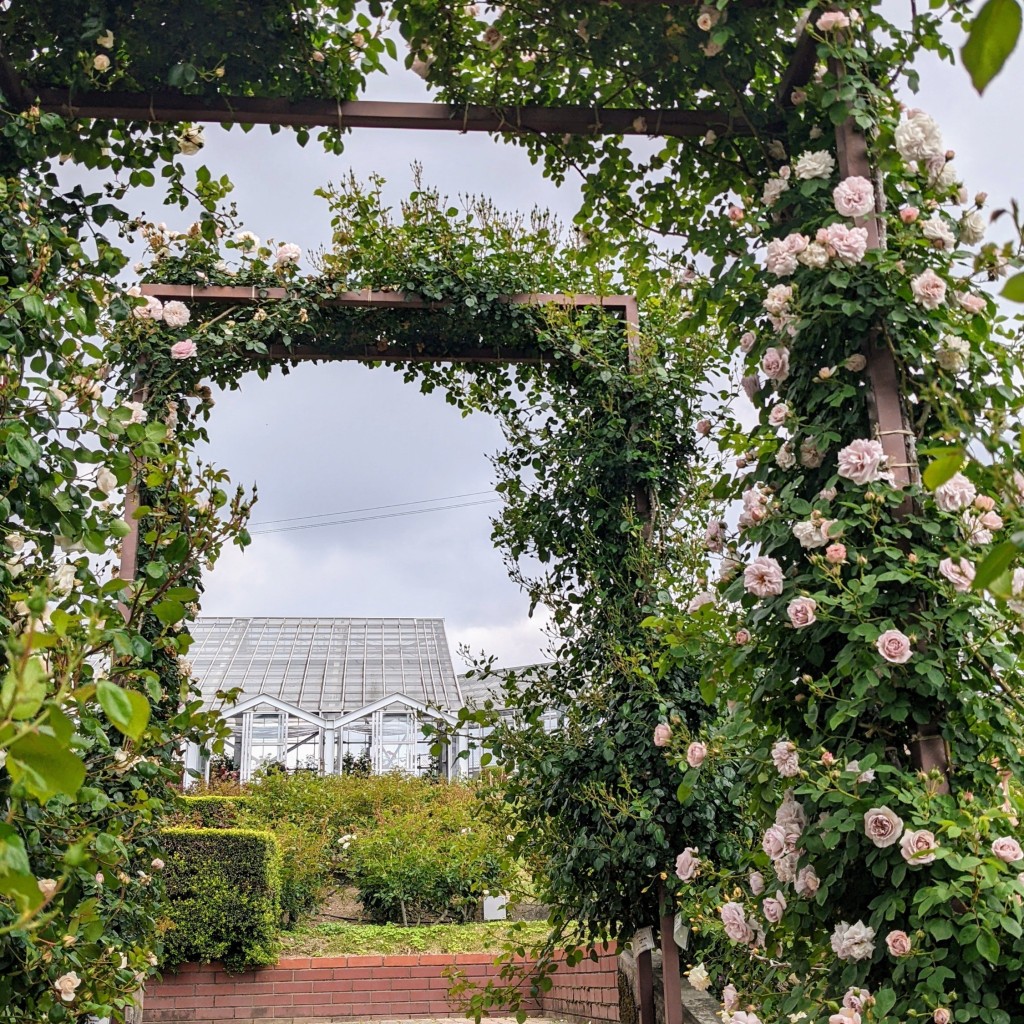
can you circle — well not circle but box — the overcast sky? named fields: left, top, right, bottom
left=94, top=28, right=1021, bottom=672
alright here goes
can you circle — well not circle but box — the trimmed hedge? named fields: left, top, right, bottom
left=171, top=795, right=252, bottom=828
left=160, top=828, right=281, bottom=972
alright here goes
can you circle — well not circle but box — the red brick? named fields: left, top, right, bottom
left=417, top=954, right=458, bottom=966
left=386, top=954, right=421, bottom=967
left=343, top=955, right=384, bottom=968
left=372, top=966, right=412, bottom=978
left=337, top=968, right=374, bottom=981
left=276, top=957, right=311, bottom=969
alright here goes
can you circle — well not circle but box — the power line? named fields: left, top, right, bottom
left=249, top=498, right=501, bottom=536
left=250, top=490, right=497, bottom=528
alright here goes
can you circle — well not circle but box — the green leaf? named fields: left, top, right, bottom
left=97, top=680, right=150, bottom=741
left=973, top=540, right=1019, bottom=590
left=976, top=928, right=1001, bottom=964
left=6, top=733, right=86, bottom=801
left=922, top=448, right=965, bottom=490
left=0, top=656, right=48, bottom=720
left=1002, top=271, right=1024, bottom=302
left=962, top=0, right=1022, bottom=93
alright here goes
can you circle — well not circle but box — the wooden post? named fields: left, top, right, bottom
left=637, top=945, right=657, bottom=1024
left=659, top=882, right=683, bottom=1024
left=830, top=61, right=950, bottom=791
left=116, top=381, right=147, bottom=622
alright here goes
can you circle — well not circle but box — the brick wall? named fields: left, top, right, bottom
left=142, top=947, right=621, bottom=1024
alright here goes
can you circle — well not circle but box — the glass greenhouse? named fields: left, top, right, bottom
left=183, top=616, right=493, bottom=783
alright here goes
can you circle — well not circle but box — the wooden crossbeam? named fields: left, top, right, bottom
left=34, top=90, right=755, bottom=138
left=139, top=284, right=638, bottom=366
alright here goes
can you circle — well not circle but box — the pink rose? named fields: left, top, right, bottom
left=900, top=828, right=939, bottom=865
left=934, top=1010, right=951, bottom=1024
left=974, top=494, right=996, bottom=511
left=822, top=750, right=836, bottom=766
left=722, top=984, right=739, bottom=1012
left=876, top=629, right=912, bottom=664
left=162, top=300, right=191, bottom=328
left=829, top=1011, right=860, bottom=1024
left=734, top=628, right=751, bottom=645
left=653, top=723, right=672, bottom=747
left=833, top=176, right=875, bottom=218
left=749, top=870, right=765, bottom=895
left=763, top=284, right=793, bottom=316
left=741, top=374, right=762, bottom=401
left=728, top=204, right=745, bottom=223
left=816, top=10, right=851, bottom=30
left=170, top=340, right=198, bottom=360
left=762, top=824, right=787, bottom=859
left=686, top=742, right=707, bottom=768
left=885, top=929, right=912, bottom=957
left=911, top=268, right=947, bottom=309
left=768, top=403, right=789, bottom=427
left=762, top=890, right=787, bottom=924
left=938, top=557, right=974, bottom=592
left=958, top=292, right=986, bottom=315
left=719, top=902, right=754, bottom=944
left=696, top=418, right=711, bottom=436
left=771, top=740, right=800, bottom=778
left=992, top=836, right=1024, bottom=862
left=934, top=471, right=976, bottom=511
left=739, top=331, right=757, bottom=353
left=844, top=988, right=871, bottom=1013
left=795, top=864, right=819, bottom=897
left=899, top=206, right=920, bottom=224
left=275, top=242, right=302, bottom=266
left=744, top=556, right=785, bottom=598
left=761, top=347, right=790, bottom=381
left=980, top=510, right=1004, bottom=530
left=675, top=847, right=700, bottom=881
left=837, top=438, right=886, bottom=484
left=825, top=223, right=869, bottom=264
left=864, top=806, right=904, bottom=848
left=787, top=597, right=817, bottom=629
left=826, top=543, right=847, bottom=564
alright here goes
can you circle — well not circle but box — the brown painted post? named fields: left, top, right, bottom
left=117, top=380, right=147, bottom=621
left=830, top=61, right=950, bottom=790
left=637, top=945, right=657, bottom=1024
left=659, top=882, right=683, bottom=1024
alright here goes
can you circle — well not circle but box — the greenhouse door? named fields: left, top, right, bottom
left=374, top=710, right=417, bottom=774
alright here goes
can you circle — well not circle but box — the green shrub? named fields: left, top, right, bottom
left=170, top=795, right=252, bottom=828
left=348, top=788, right=511, bottom=925
left=258, top=819, right=334, bottom=926
left=159, top=828, right=281, bottom=972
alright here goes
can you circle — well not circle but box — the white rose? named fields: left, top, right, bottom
left=177, top=126, right=205, bottom=156
left=960, top=210, right=986, bottom=245
left=921, top=216, right=956, bottom=250
left=894, top=110, right=944, bottom=162
left=688, top=963, right=711, bottom=991
left=54, top=972, right=82, bottom=1002
left=936, top=335, right=969, bottom=372
left=52, top=563, right=77, bottom=595
left=798, top=241, right=830, bottom=269
left=793, top=150, right=836, bottom=180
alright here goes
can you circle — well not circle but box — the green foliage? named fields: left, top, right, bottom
left=962, top=0, right=1022, bottom=93
left=160, top=827, right=281, bottom=972
left=170, top=795, right=252, bottom=828
left=347, top=787, right=510, bottom=925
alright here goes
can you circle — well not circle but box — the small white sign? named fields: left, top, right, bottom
left=673, top=913, right=691, bottom=950
left=483, top=895, right=508, bottom=921
left=632, top=925, right=656, bottom=955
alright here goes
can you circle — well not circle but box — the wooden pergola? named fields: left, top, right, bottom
left=2, top=10, right=927, bottom=1020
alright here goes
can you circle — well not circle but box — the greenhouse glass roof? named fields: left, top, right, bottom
left=189, top=617, right=463, bottom=714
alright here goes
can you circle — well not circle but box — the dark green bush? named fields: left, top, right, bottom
left=160, top=828, right=281, bottom=972
left=171, top=795, right=252, bottom=828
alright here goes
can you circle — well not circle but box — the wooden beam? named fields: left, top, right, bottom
left=35, top=89, right=760, bottom=138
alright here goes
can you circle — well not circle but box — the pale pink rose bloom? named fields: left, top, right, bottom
left=899, top=206, right=920, bottom=224
left=795, top=864, right=819, bottom=897
left=728, top=204, right=745, bottom=222
left=974, top=494, right=996, bottom=512
left=845, top=354, right=867, bottom=372
left=768, top=403, right=789, bottom=427
left=675, top=846, right=701, bottom=881
left=831, top=920, right=876, bottom=961
left=822, top=750, right=836, bottom=766
left=900, top=828, right=939, bottom=865
left=704, top=519, right=725, bottom=551
left=829, top=1011, right=860, bottom=1024
left=653, top=723, right=672, bottom=747
left=719, top=902, right=754, bottom=944
left=776, top=790, right=806, bottom=830
left=744, top=556, right=784, bottom=597
left=876, top=629, right=912, bottom=664
left=771, top=739, right=800, bottom=778
left=958, top=292, right=986, bottom=314
left=695, top=418, right=711, bottom=436
left=825, top=223, right=869, bottom=264
left=837, top=438, right=885, bottom=484
left=817, top=10, right=851, bottom=30
left=762, top=890, right=787, bottom=924
left=833, top=176, right=875, bottom=218
left=885, top=929, right=912, bottom=957
left=761, top=346, right=790, bottom=381
left=934, top=1010, right=951, bottom=1024
left=826, top=543, right=847, bottom=564
left=844, top=988, right=872, bottom=1013
left=686, top=742, right=707, bottom=768
left=980, top=510, right=1004, bottom=530
left=775, top=852, right=799, bottom=883
left=161, top=300, right=191, bottom=328
left=739, top=331, right=757, bottom=353
left=762, top=824, right=787, bottom=860
left=864, top=806, right=904, bottom=847
left=748, top=870, right=765, bottom=895
left=734, top=628, right=751, bottom=645
left=722, top=984, right=739, bottom=1013
left=151, top=858, right=165, bottom=871
left=133, top=295, right=164, bottom=321
left=938, top=557, right=974, bottom=592
left=275, top=242, right=302, bottom=266
left=935, top=471, right=976, bottom=511
left=820, top=486, right=838, bottom=501
left=763, top=284, right=793, bottom=316
left=787, top=597, right=817, bottom=629
left=992, top=836, right=1024, bottom=862
left=170, top=340, right=198, bottom=360
left=741, top=374, right=762, bottom=401
left=687, top=591, right=715, bottom=613
left=731, top=1013, right=763, bottom=1024
left=911, top=268, right=947, bottom=309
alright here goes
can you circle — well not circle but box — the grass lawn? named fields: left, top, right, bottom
left=278, top=920, right=553, bottom=958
